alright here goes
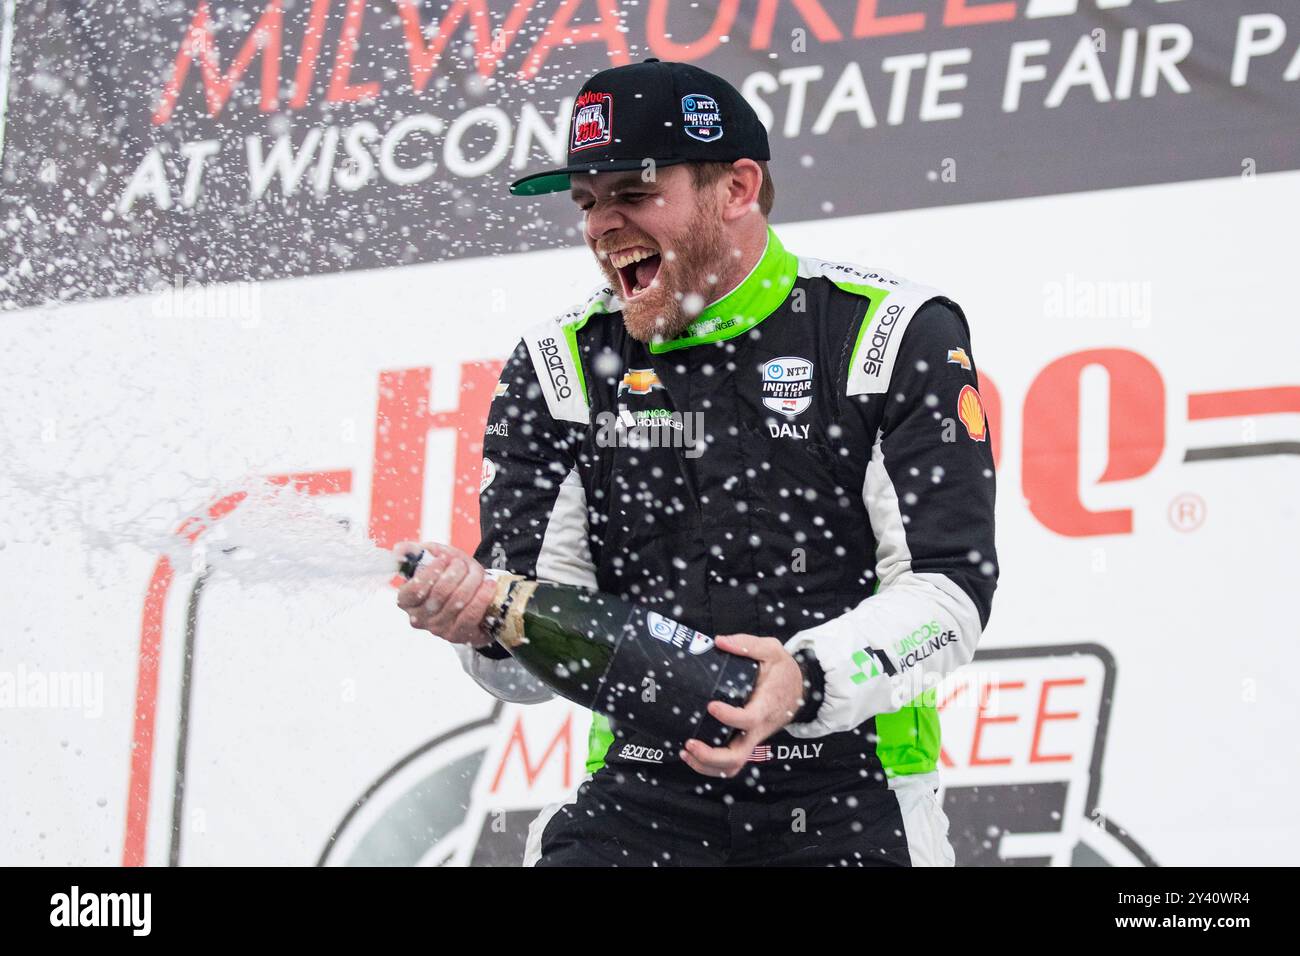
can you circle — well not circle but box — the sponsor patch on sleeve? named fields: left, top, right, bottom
left=842, top=284, right=945, bottom=397
left=957, top=384, right=987, bottom=442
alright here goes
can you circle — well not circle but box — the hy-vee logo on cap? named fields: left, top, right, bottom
left=681, top=93, right=723, bottom=142
left=572, top=91, right=613, bottom=151
left=761, top=356, right=814, bottom=417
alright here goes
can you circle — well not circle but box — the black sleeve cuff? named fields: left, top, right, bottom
left=791, top=649, right=826, bottom=725
left=473, top=642, right=511, bottom=661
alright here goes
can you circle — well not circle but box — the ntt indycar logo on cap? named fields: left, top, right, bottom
left=682, top=94, right=723, bottom=142
left=646, top=611, right=714, bottom=655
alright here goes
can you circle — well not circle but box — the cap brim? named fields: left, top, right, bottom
left=509, top=158, right=690, bottom=196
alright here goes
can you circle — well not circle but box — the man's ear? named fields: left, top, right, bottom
left=722, top=159, right=763, bottom=221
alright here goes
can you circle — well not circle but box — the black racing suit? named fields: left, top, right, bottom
left=461, top=225, right=998, bottom=866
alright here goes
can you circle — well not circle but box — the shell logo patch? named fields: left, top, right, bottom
left=681, top=93, right=723, bottom=142
left=618, top=368, right=663, bottom=397
left=957, top=384, right=987, bottom=442
left=571, top=91, right=613, bottom=152
left=947, top=347, right=971, bottom=371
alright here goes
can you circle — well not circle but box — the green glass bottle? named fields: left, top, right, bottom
left=399, top=551, right=757, bottom=747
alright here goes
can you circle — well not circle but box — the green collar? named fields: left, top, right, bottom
left=648, top=226, right=798, bottom=353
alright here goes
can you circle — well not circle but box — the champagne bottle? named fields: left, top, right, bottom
left=399, top=550, right=757, bottom=748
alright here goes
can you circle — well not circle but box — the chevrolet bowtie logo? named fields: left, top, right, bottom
left=618, top=368, right=664, bottom=396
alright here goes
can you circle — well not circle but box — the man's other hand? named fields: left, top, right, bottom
left=394, top=541, right=497, bottom=647
left=679, top=634, right=804, bottom=778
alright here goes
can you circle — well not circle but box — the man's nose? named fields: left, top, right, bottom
left=585, top=202, right=625, bottom=243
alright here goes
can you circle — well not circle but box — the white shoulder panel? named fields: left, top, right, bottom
left=520, top=284, right=618, bottom=425
left=797, top=256, right=946, bottom=397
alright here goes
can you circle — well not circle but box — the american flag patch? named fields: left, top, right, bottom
left=748, top=745, right=773, bottom=762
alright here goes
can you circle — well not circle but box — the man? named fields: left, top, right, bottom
left=396, top=58, right=997, bottom=866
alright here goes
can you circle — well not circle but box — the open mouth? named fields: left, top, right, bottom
left=609, top=246, right=662, bottom=301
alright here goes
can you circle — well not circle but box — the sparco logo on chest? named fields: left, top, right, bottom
left=536, top=337, right=572, bottom=399
left=860, top=303, right=904, bottom=376
left=618, top=744, right=664, bottom=763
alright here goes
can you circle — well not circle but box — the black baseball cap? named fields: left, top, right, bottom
left=509, top=58, right=771, bottom=197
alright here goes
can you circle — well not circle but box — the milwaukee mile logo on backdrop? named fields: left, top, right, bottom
left=318, top=646, right=1156, bottom=867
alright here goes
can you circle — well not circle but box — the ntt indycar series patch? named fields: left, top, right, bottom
left=681, top=93, right=723, bottom=142
left=761, top=356, right=814, bottom=417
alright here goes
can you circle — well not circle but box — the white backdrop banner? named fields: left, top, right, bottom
left=3, top=169, right=1298, bottom=866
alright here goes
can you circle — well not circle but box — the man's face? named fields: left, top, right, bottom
left=571, top=165, right=729, bottom=344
